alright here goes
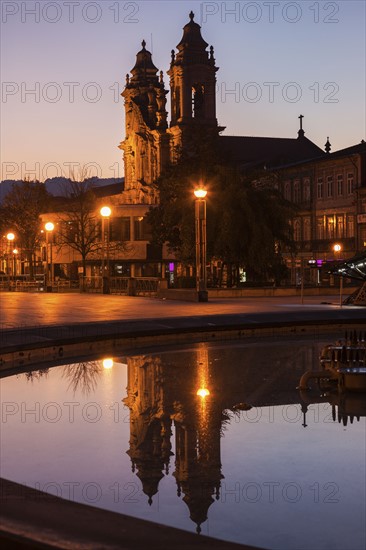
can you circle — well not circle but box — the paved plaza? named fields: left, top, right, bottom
left=0, top=291, right=365, bottom=354
left=0, top=291, right=364, bottom=328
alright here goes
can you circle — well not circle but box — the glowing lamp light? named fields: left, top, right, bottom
left=102, top=358, right=114, bottom=369
left=6, top=233, right=15, bottom=241
left=45, top=222, right=54, bottom=232
left=100, top=206, right=112, bottom=217
left=197, top=388, right=210, bottom=398
left=13, top=249, right=18, bottom=255
left=194, top=189, right=207, bottom=199
left=333, top=244, right=341, bottom=252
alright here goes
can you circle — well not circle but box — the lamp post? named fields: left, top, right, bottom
left=6, top=233, right=15, bottom=277
left=45, top=222, right=54, bottom=292
left=100, top=206, right=111, bottom=294
left=194, top=188, right=208, bottom=302
left=12, top=248, right=18, bottom=277
left=333, top=243, right=343, bottom=307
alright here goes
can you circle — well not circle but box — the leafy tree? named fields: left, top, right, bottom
left=147, top=141, right=295, bottom=286
left=0, top=180, right=51, bottom=277
left=212, top=168, right=295, bottom=285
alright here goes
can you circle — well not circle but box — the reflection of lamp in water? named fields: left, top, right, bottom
left=102, top=358, right=113, bottom=369
left=197, top=388, right=210, bottom=398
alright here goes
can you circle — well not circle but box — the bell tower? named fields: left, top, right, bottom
left=119, top=40, right=169, bottom=202
left=167, top=11, right=219, bottom=157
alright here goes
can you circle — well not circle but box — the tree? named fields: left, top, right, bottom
left=54, top=178, right=100, bottom=276
left=212, top=168, right=295, bottom=285
left=55, top=176, right=131, bottom=277
left=147, top=129, right=221, bottom=264
left=0, top=180, right=51, bottom=277
left=147, top=143, right=295, bottom=286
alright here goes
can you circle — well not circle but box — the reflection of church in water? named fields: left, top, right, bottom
left=122, top=341, right=316, bottom=533
left=123, top=344, right=223, bottom=533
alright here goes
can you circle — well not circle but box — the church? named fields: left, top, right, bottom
left=119, top=11, right=329, bottom=187
left=40, top=11, right=365, bottom=286
left=113, top=11, right=365, bottom=284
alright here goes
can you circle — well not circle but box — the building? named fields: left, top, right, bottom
left=38, top=12, right=365, bottom=286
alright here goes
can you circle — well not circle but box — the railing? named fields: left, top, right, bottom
left=135, top=277, right=160, bottom=296
left=109, top=277, right=129, bottom=294
left=0, top=279, right=79, bottom=293
left=80, top=276, right=103, bottom=293
left=80, top=276, right=160, bottom=296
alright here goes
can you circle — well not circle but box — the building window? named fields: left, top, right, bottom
left=121, top=217, right=131, bottom=241
left=337, top=174, right=343, bottom=196
left=347, top=215, right=355, bottom=238
left=347, top=173, right=354, bottom=195
left=284, top=181, right=291, bottom=201
left=303, top=178, right=310, bottom=202
left=133, top=216, right=152, bottom=241
left=317, top=177, right=323, bottom=199
left=327, top=176, right=333, bottom=197
left=110, top=217, right=130, bottom=241
left=327, top=216, right=335, bottom=239
left=303, top=217, right=311, bottom=241
left=336, top=215, right=344, bottom=238
left=293, top=180, right=301, bottom=203
left=316, top=217, right=324, bottom=239
left=293, top=218, right=301, bottom=241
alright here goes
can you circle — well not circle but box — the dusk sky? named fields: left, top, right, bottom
left=1, top=0, right=365, bottom=182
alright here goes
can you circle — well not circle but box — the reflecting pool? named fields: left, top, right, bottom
left=1, top=335, right=365, bottom=550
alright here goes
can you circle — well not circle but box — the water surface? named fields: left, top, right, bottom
left=1, top=335, right=365, bottom=550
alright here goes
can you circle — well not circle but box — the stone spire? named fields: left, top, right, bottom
left=129, top=40, right=159, bottom=86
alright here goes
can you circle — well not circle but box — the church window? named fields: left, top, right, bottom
left=303, top=178, right=310, bottom=202
left=327, top=175, right=333, bottom=197
left=347, top=173, right=354, bottom=194
left=293, top=180, right=301, bottom=203
left=337, top=174, right=343, bottom=196
left=336, top=215, right=344, bottom=238
left=293, top=218, right=301, bottom=241
left=317, top=177, right=323, bottom=199
left=316, top=217, right=324, bottom=239
left=347, top=215, right=354, bottom=237
left=284, top=181, right=291, bottom=201
left=303, top=217, right=311, bottom=241
left=326, top=216, right=335, bottom=239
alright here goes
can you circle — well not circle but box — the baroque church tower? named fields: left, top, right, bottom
left=119, top=12, right=219, bottom=201
left=119, top=40, right=170, bottom=204
left=167, top=11, right=220, bottom=157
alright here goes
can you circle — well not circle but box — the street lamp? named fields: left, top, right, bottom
left=45, top=222, right=54, bottom=292
left=100, top=206, right=112, bottom=294
left=6, top=233, right=15, bottom=277
left=12, top=248, right=18, bottom=277
left=194, top=188, right=208, bottom=302
left=333, top=243, right=343, bottom=307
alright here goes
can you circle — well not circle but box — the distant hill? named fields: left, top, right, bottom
left=0, top=177, right=124, bottom=202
